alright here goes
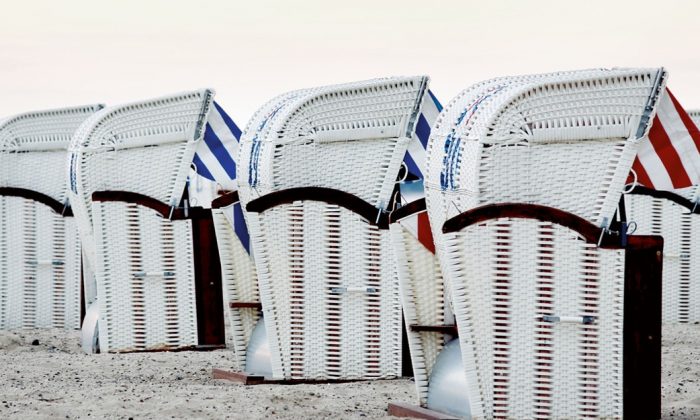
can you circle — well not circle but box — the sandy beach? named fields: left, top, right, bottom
left=1, top=325, right=699, bottom=419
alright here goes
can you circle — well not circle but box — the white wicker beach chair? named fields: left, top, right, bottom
left=385, top=91, right=465, bottom=413
left=625, top=185, right=699, bottom=324
left=68, top=90, right=235, bottom=352
left=623, top=109, right=700, bottom=324
left=0, top=105, right=102, bottom=330
left=236, top=77, right=431, bottom=381
left=421, top=68, right=667, bottom=419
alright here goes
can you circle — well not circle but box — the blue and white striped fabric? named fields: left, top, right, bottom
left=403, top=90, right=442, bottom=179
left=192, top=102, right=242, bottom=190
left=192, top=101, right=251, bottom=255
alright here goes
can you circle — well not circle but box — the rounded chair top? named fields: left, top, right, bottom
left=425, top=67, right=667, bottom=229
left=0, top=104, right=103, bottom=152
left=69, top=89, right=212, bottom=153
left=238, top=76, right=429, bottom=207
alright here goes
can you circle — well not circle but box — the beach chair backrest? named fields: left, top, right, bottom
left=239, top=77, right=428, bottom=209
left=425, top=68, right=667, bottom=238
left=0, top=105, right=103, bottom=203
left=68, top=90, right=213, bottom=268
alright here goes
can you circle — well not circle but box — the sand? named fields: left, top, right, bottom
left=1, top=325, right=699, bottom=419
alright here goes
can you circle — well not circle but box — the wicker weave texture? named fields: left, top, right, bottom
left=247, top=202, right=402, bottom=380
left=425, top=68, right=666, bottom=261
left=237, top=77, right=430, bottom=380
left=0, top=105, right=103, bottom=202
left=92, top=201, right=198, bottom=352
left=212, top=206, right=258, bottom=370
left=239, top=77, right=427, bottom=207
left=389, top=222, right=447, bottom=405
left=443, top=218, right=624, bottom=419
left=0, top=105, right=100, bottom=331
left=0, top=197, right=82, bottom=329
left=68, top=90, right=212, bottom=272
left=626, top=193, right=700, bottom=323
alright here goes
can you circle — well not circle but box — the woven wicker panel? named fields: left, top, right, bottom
left=389, top=222, right=446, bottom=406
left=247, top=202, right=402, bottom=380
left=68, top=90, right=212, bottom=274
left=239, top=77, right=427, bottom=207
left=0, top=197, right=81, bottom=329
left=92, top=200, right=198, bottom=352
left=0, top=105, right=102, bottom=202
left=626, top=193, right=700, bottom=323
left=425, top=68, right=666, bottom=264
left=443, top=218, right=624, bottom=419
left=212, top=207, right=259, bottom=370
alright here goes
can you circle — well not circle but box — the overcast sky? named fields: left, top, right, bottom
left=1, top=0, right=699, bottom=123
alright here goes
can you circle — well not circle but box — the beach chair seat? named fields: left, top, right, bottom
left=0, top=105, right=101, bottom=330
left=421, top=68, right=667, bottom=419
left=237, top=77, right=432, bottom=380
left=68, top=91, right=230, bottom=352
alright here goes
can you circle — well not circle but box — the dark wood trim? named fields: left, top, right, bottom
left=389, top=198, right=427, bottom=223
left=211, top=368, right=374, bottom=385
left=442, top=203, right=623, bottom=248
left=191, top=214, right=226, bottom=347
left=387, top=402, right=460, bottom=420
left=246, top=187, right=389, bottom=229
left=626, top=184, right=699, bottom=214
left=112, top=344, right=226, bottom=354
left=409, top=324, right=458, bottom=336
left=229, top=301, right=262, bottom=309
left=622, top=234, right=663, bottom=420
left=0, top=187, right=72, bottom=216
left=211, top=190, right=240, bottom=209
left=92, top=190, right=211, bottom=220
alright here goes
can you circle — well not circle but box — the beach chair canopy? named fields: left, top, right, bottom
left=0, top=105, right=103, bottom=204
left=239, top=77, right=429, bottom=208
left=68, top=90, right=218, bottom=268
left=425, top=68, right=667, bottom=234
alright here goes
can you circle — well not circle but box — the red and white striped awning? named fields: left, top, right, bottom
left=631, top=89, right=700, bottom=191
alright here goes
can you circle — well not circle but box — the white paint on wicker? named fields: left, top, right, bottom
left=425, top=69, right=667, bottom=258
left=68, top=91, right=214, bottom=352
left=390, top=222, right=446, bottom=406
left=238, top=77, right=429, bottom=380
left=442, top=219, right=625, bottom=419
left=423, top=69, right=665, bottom=418
left=0, top=105, right=100, bottom=330
left=626, top=191, right=700, bottom=323
left=212, top=205, right=258, bottom=370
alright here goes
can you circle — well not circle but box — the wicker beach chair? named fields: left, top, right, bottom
left=625, top=185, right=698, bottom=323
left=419, top=68, right=667, bottom=419
left=0, top=105, right=102, bottom=330
left=236, top=77, right=432, bottom=381
left=385, top=91, right=459, bottom=411
left=623, top=109, right=699, bottom=324
left=68, top=90, right=239, bottom=352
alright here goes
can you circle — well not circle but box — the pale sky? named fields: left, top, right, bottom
left=1, top=0, right=699, bottom=123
